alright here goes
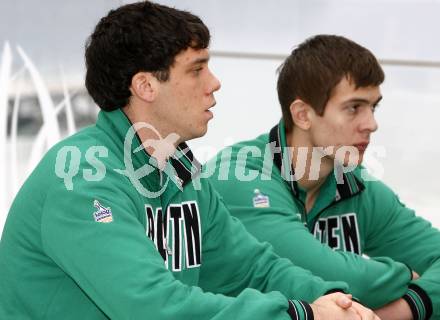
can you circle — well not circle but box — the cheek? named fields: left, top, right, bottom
left=333, top=124, right=348, bottom=142
left=175, top=89, right=197, bottom=109
left=313, top=122, right=347, bottom=146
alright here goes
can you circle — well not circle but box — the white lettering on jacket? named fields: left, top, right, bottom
left=145, top=201, right=202, bottom=271
left=313, top=213, right=361, bottom=255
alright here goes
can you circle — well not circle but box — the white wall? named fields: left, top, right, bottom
left=1, top=1, right=439, bottom=235
left=162, top=0, right=440, bottom=227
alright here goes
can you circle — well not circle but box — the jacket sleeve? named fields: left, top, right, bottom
left=364, top=180, right=439, bottom=320
left=40, top=171, right=321, bottom=320
left=198, top=181, right=348, bottom=302
left=206, top=158, right=412, bottom=309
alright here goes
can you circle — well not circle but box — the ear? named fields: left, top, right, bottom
left=289, top=99, right=313, bottom=130
left=130, top=72, right=160, bottom=103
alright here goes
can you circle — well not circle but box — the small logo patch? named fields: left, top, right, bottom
left=253, top=189, right=270, bottom=208
left=93, top=200, right=113, bottom=223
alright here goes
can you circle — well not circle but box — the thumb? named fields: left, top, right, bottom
left=412, top=271, right=420, bottom=280
left=335, top=294, right=353, bottom=309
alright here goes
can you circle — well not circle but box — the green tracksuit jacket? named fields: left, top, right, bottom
left=207, top=121, right=440, bottom=320
left=0, top=110, right=347, bottom=320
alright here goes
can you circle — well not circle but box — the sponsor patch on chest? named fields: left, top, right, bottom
left=93, top=200, right=113, bottom=223
left=253, top=189, right=270, bottom=208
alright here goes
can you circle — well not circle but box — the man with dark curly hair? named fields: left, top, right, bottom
left=0, top=2, right=378, bottom=320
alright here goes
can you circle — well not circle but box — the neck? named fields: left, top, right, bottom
left=122, top=103, right=180, bottom=170
left=286, top=127, right=334, bottom=210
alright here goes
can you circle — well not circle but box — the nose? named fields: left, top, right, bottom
left=361, top=108, right=378, bottom=133
left=207, top=68, right=221, bottom=94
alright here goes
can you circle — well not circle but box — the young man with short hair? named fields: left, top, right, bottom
left=0, top=4, right=378, bottom=320
left=208, top=35, right=440, bottom=320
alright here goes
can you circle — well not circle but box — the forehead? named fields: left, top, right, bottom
left=329, top=76, right=381, bottom=104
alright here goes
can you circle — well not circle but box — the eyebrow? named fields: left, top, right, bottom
left=344, top=96, right=383, bottom=105
left=184, top=56, right=210, bottom=73
left=190, top=56, right=210, bottom=66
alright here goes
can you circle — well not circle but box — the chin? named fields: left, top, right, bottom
left=356, top=154, right=365, bottom=165
left=186, top=127, right=208, bottom=142
left=199, top=123, right=209, bottom=137
left=333, top=147, right=363, bottom=167
left=342, top=157, right=363, bottom=167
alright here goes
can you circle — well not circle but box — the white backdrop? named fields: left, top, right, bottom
left=0, top=0, right=439, bottom=235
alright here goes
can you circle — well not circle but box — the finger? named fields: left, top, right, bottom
left=344, top=307, right=362, bottom=320
left=335, top=294, right=353, bottom=309
left=353, top=304, right=376, bottom=320
left=412, top=271, right=420, bottom=280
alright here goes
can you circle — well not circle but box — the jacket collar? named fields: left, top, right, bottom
left=268, top=120, right=365, bottom=203
left=96, top=109, right=201, bottom=191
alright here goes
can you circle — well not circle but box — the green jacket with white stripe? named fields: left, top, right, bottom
left=0, top=110, right=347, bottom=320
left=207, top=121, right=440, bottom=320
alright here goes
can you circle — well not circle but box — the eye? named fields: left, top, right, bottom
left=347, top=104, right=360, bottom=114
left=192, top=66, right=203, bottom=76
left=372, top=103, right=380, bottom=113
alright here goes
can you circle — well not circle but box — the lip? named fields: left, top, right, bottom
left=353, top=142, right=369, bottom=152
left=205, top=109, right=213, bottom=120
left=205, top=102, right=215, bottom=119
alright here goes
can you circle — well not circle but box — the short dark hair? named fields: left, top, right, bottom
left=277, top=35, right=384, bottom=131
left=85, top=1, right=210, bottom=111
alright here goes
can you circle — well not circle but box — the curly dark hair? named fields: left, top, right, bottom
left=85, top=1, right=210, bottom=111
left=277, top=35, right=384, bottom=131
